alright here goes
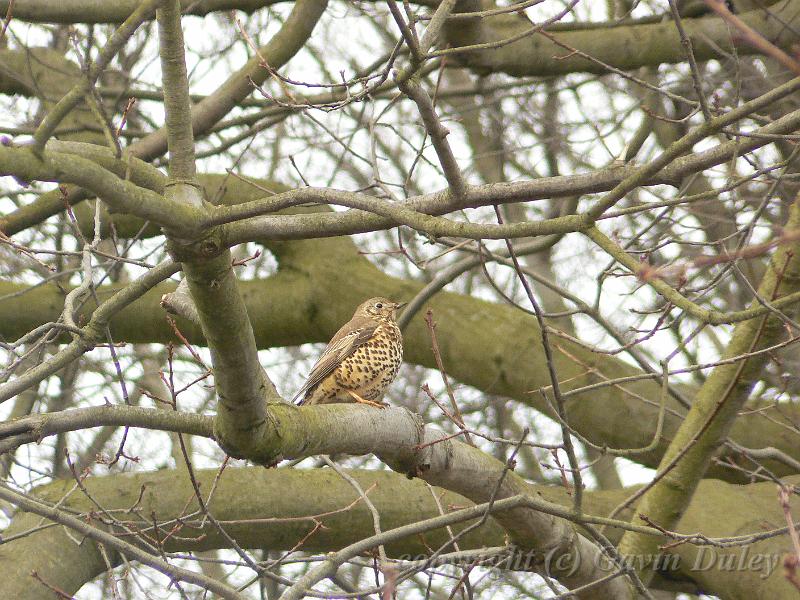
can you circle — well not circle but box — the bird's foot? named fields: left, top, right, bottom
left=347, top=391, right=387, bottom=409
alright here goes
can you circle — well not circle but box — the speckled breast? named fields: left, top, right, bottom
left=336, top=321, right=403, bottom=400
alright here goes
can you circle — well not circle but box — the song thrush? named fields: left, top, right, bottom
left=293, top=297, right=406, bottom=408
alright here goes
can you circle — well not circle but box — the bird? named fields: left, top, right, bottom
left=292, top=297, right=406, bottom=408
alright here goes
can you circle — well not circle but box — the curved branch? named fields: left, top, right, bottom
left=443, top=1, right=800, bottom=77
left=1, top=401, right=635, bottom=596
left=221, top=99, right=800, bottom=244
left=0, top=484, right=247, bottom=600
left=0, top=0, right=328, bottom=235
left=1, top=242, right=798, bottom=480
left=220, top=403, right=638, bottom=598
left=0, top=405, right=213, bottom=454
left=0, top=147, right=201, bottom=235
left=0, top=453, right=796, bottom=598
left=0, top=260, right=180, bottom=403
left=618, top=189, right=800, bottom=579
left=1, top=0, right=796, bottom=82
left=30, top=0, right=162, bottom=153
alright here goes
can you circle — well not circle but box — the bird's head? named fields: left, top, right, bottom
left=357, top=297, right=406, bottom=321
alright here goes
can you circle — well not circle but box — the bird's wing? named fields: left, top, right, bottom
left=293, top=317, right=379, bottom=403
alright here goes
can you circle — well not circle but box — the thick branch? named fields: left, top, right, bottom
left=0, top=146, right=202, bottom=236
left=221, top=100, right=800, bottom=245
left=2, top=0, right=797, bottom=82
left=155, top=0, right=281, bottom=462
left=0, top=463, right=796, bottom=598
left=0, top=405, right=213, bottom=454
left=0, top=0, right=327, bottom=235
left=5, top=90, right=800, bottom=240
left=0, top=483, right=246, bottom=599
left=30, top=0, right=162, bottom=153
left=617, top=190, right=800, bottom=576
left=444, top=1, right=800, bottom=77
left=0, top=260, right=180, bottom=403
left=156, top=0, right=197, bottom=180
left=1, top=230, right=798, bottom=479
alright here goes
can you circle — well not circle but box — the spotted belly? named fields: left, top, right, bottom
left=304, top=323, right=403, bottom=405
left=334, top=341, right=402, bottom=401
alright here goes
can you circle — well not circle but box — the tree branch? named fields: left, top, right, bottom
left=617, top=189, right=800, bottom=579
left=0, top=483, right=247, bottom=600
left=0, top=465, right=796, bottom=599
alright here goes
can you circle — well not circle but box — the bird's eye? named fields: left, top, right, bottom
left=375, top=302, right=383, bottom=309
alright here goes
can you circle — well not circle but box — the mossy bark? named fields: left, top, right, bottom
left=2, top=217, right=797, bottom=479
left=0, top=468, right=796, bottom=599
left=618, top=191, right=800, bottom=579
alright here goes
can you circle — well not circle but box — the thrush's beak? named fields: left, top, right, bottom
left=395, top=302, right=408, bottom=310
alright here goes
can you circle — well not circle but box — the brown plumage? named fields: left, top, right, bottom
left=293, top=297, right=405, bottom=408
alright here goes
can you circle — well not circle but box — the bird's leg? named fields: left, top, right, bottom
left=347, top=390, right=387, bottom=409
